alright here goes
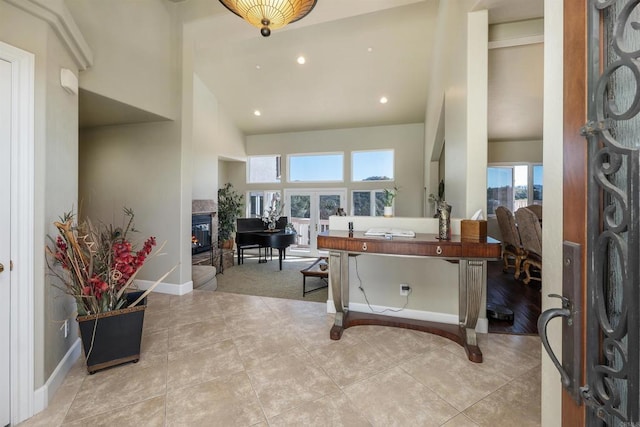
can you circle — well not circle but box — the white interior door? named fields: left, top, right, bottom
left=285, top=189, right=346, bottom=257
left=0, top=58, right=12, bottom=427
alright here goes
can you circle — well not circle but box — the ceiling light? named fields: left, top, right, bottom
left=379, top=97, right=388, bottom=104
left=297, top=56, right=306, bottom=65
left=254, top=110, right=261, bottom=116
left=218, top=0, right=317, bottom=37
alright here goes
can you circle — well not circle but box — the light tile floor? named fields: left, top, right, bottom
left=19, top=291, right=541, bottom=426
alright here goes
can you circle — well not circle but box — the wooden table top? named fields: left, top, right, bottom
left=317, top=230, right=501, bottom=260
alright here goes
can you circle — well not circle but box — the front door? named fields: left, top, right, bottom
left=554, top=0, right=640, bottom=424
left=285, top=189, right=346, bottom=257
left=0, top=57, right=12, bottom=427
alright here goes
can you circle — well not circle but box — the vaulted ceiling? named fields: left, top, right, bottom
left=80, top=0, right=544, bottom=142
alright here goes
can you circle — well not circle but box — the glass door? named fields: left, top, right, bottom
left=285, top=189, right=346, bottom=257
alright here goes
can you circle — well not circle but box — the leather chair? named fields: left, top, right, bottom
left=495, top=206, right=526, bottom=279
left=515, top=207, right=543, bottom=284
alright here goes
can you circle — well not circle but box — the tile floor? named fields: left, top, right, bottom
left=19, top=291, right=541, bottom=426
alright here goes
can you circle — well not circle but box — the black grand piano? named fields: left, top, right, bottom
left=235, top=217, right=296, bottom=270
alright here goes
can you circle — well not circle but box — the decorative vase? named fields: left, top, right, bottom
left=77, top=291, right=147, bottom=374
left=383, top=206, right=393, bottom=217
left=437, top=201, right=452, bottom=240
left=268, top=220, right=276, bottom=231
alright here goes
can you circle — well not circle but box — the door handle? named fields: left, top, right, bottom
left=0, top=262, right=3, bottom=273
left=538, top=294, right=572, bottom=388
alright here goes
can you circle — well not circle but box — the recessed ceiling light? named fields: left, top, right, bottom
left=367, top=47, right=373, bottom=52
left=297, top=56, right=306, bottom=65
left=379, top=96, right=388, bottom=104
left=256, top=65, right=261, bottom=70
left=254, top=110, right=261, bottom=116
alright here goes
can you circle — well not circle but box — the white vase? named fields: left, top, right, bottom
left=383, top=206, right=393, bottom=217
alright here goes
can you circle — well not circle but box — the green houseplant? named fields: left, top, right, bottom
left=383, top=186, right=399, bottom=217
left=217, top=183, right=244, bottom=248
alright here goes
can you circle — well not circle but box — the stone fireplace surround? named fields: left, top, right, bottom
left=191, top=200, right=218, bottom=289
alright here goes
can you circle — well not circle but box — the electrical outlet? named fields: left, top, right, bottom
left=400, top=284, right=411, bottom=296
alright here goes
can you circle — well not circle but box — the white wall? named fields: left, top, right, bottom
left=192, top=74, right=245, bottom=200
left=66, top=0, right=177, bottom=119
left=0, top=1, right=80, bottom=388
left=443, top=6, right=489, bottom=219
left=542, top=0, right=563, bottom=424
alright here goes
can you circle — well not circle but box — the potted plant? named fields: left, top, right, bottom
left=383, top=186, right=399, bottom=217
left=46, top=207, right=174, bottom=374
left=217, top=182, right=244, bottom=249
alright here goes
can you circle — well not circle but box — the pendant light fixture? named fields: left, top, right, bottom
left=218, top=0, right=317, bottom=37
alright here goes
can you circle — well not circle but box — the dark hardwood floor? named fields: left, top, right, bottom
left=486, top=260, right=541, bottom=335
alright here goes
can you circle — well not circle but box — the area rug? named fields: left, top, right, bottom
left=210, top=254, right=329, bottom=303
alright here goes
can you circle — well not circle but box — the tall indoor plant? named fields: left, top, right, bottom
left=217, top=182, right=244, bottom=248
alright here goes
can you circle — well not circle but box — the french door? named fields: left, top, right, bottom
left=284, top=189, right=346, bottom=257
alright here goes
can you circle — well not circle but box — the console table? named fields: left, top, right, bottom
left=317, top=230, right=501, bottom=363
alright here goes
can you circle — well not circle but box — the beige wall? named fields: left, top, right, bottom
left=79, top=122, right=185, bottom=285
left=238, top=123, right=425, bottom=217
left=0, top=2, right=80, bottom=387
left=488, top=139, right=543, bottom=163
left=66, top=0, right=177, bottom=119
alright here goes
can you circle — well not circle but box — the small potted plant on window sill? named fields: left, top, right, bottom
left=383, top=186, right=399, bottom=217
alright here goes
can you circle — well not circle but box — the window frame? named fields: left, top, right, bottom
left=486, top=162, right=543, bottom=216
left=351, top=149, right=395, bottom=182
left=246, top=154, right=282, bottom=184
left=287, top=152, right=345, bottom=183
left=351, top=189, right=388, bottom=217
left=246, top=190, right=281, bottom=218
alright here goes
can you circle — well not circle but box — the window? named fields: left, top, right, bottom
left=247, top=155, right=281, bottom=183
left=352, top=150, right=394, bottom=182
left=288, top=153, right=343, bottom=182
left=487, top=164, right=543, bottom=215
left=352, top=190, right=386, bottom=216
left=247, top=190, right=281, bottom=218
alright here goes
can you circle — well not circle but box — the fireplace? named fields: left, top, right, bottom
left=192, top=214, right=213, bottom=254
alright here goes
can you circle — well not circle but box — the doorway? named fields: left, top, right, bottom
left=0, top=40, right=35, bottom=426
left=0, top=56, right=11, bottom=427
left=284, top=189, right=346, bottom=257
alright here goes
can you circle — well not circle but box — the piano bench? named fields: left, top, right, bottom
left=238, top=244, right=273, bottom=264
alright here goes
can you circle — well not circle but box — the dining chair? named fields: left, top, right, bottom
left=515, top=207, right=543, bottom=284
left=525, top=204, right=542, bottom=222
left=495, top=206, right=526, bottom=279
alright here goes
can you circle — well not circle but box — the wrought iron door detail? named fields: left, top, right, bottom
left=583, top=0, right=640, bottom=424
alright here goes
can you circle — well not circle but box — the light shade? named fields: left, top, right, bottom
left=219, top=0, right=317, bottom=37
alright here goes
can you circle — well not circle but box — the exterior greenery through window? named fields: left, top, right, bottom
left=487, top=164, right=543, bottom=215
left=247, top=155, right=281, bottom=183
left=351, top=150, right=394, bottom=181
left=352, top=190, right=386, bottom=216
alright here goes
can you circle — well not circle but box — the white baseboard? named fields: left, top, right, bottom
left=135, top=279, right=193, bottom=296
left=33, top=337, right=82, bottom=414
left=325, top=302, right=488, bottom=334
